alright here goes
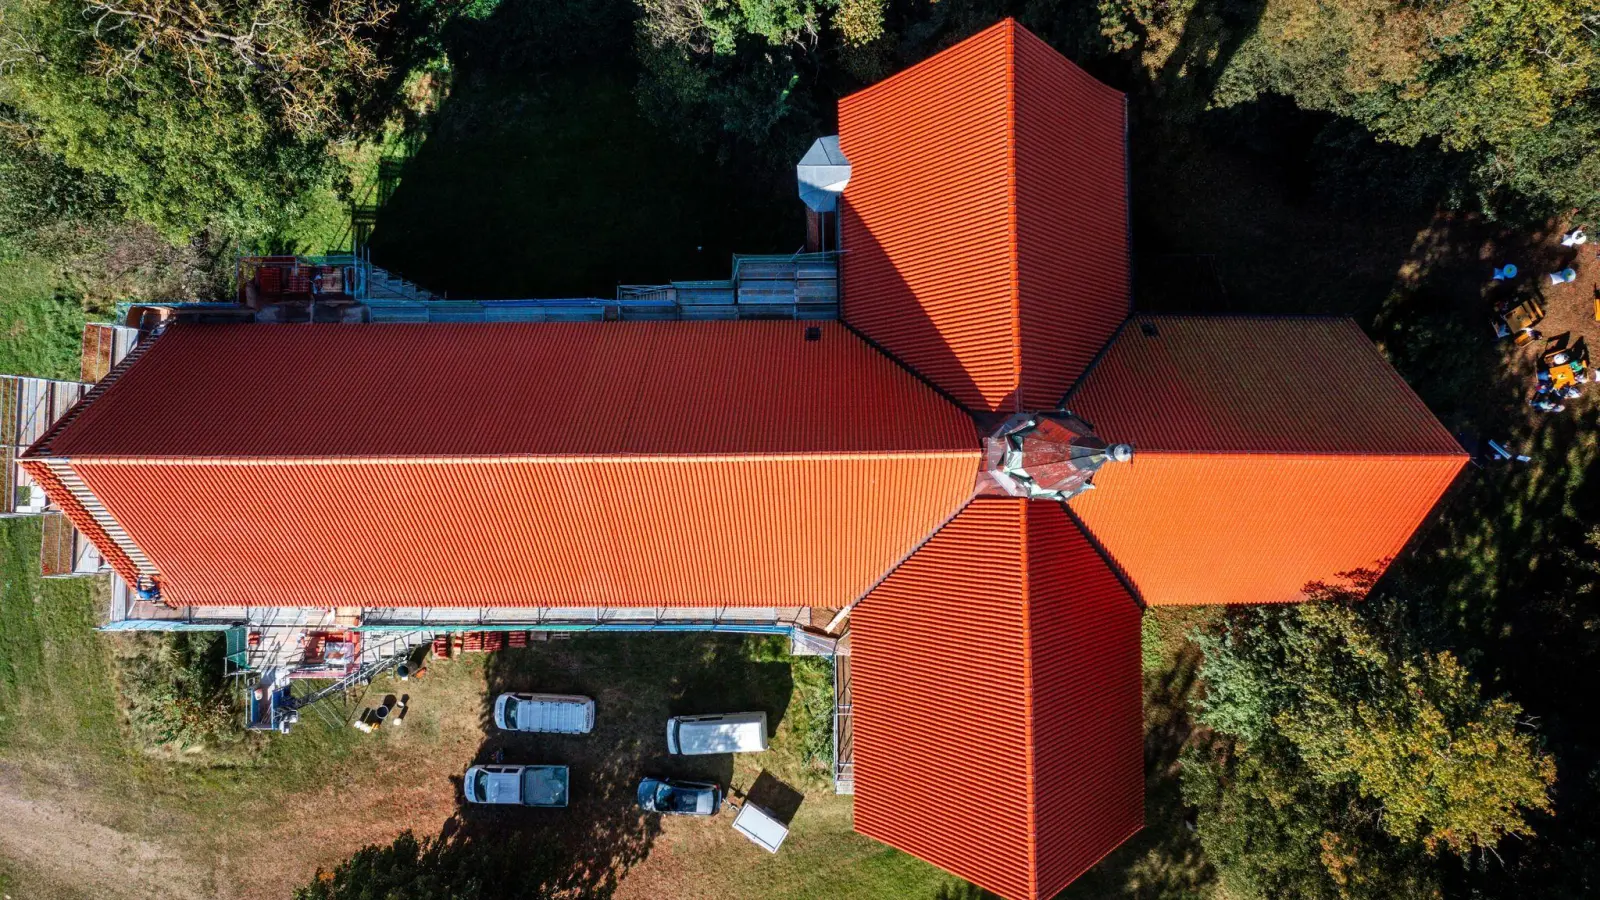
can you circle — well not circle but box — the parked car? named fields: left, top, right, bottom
left=463, top=764, right=569, bottom=807
left=636, top=777, right=723, bottom=816
left=493, top=693, right=595, bottom=734
left=666, top=712, right=769, bottom=755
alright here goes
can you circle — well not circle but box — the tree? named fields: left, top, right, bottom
left=1182, top=738, right=1444, bottom=900
left=632, top=0, right=887, bottom=171
left=1184, top=582, right=1557, bottom=898
left=1100, top=0, right=1600, bottom=215
left=0, top=0, right=444, bottom=239
left=0, top=116, right=118, bottom=256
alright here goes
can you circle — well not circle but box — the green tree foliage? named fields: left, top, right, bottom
left=1184, top=582, right=1557, bottom=898
left=1101, top=0, right=1600, bottom=214
left=0, top=119, right=117, bottom=257
left=633, top=0, right=884, bottom=166
left=0, top=0, right=445, bottom=239
left=1183, top=738, right=1444, bottom=900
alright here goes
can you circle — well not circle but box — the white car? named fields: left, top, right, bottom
left=463, top=764, right=569, bottom=807
left=492, top=693, right=595, bottom=734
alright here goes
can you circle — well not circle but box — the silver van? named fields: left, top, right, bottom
left=666, top=712, right=769, bottom=755
left=493, top=693, right=595, bottom=734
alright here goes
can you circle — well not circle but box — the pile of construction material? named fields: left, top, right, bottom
left=432, top=631, right=569, bottom=658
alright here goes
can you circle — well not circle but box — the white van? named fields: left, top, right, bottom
left=666, top=712, right=769, bottom=755
left=493, top=693, right=595, bottom=734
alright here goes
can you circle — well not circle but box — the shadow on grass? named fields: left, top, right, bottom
left=390, top=634, right=798, bottom=898
left=744, top=769, right=804, bottom=825
left=368, top=60, right=802, bottom=298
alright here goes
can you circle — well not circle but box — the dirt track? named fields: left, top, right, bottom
left=0, top=779, right=215, bottom=900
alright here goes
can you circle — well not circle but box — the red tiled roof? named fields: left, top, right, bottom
left=45, top=322, right=974, bottom=458
left=1071, top=452, right=1464, bottom=606
left=72, top=455, right=977, bottom=608
left=852, top=498, right=1143, bottom=900
left=30, top=322, right=980, bottom=608
left=838, top=19, right=1129, bottom=414
left=1066, top=316, right=1467, bottom=606
left=1066, top=316, right=1464, bottom=455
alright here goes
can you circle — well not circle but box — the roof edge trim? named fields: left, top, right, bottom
left=1099, top=448, right=1470, bottom=459
left=58, top=450, right=984, bottom=467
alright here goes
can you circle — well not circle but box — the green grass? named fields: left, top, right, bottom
left=0, top=255, right=87, bottom=379
left=0, top=518, right=120, bottom=758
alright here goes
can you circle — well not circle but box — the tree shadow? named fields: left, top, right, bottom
left=933, top=881, right=1000, bottom=900
left=1387, top=404, right=1600, bottom=897
left=383, top=633, right=802, bottom=897
left=367, top=0, right=801, bottom=299
left=1057, top=634, right=1213, bottom=900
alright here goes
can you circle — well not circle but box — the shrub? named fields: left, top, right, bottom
left=117, top=633, right=241, bottom=752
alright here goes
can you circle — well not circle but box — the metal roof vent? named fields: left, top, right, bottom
left=797, top=136, right=851, bottom=213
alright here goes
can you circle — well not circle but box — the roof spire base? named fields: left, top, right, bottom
left=975, top=410, right=1132, bottom=501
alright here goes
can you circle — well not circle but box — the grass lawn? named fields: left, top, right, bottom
left=0, top=254, right=87, bottom=380
left=0, top=503, right=1218, bottom=900
left=0, top=511, right=971, bottom=899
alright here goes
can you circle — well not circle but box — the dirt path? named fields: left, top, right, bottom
left=0, top=779, right=215, bottom=900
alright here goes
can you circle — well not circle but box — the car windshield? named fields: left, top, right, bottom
left=502, top=700, right=517, bottom=729
left=473, top=770, right=489, bottom=802
left=656, top=784, right=678, bottom=809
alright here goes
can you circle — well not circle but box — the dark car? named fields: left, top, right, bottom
left=636, top=777, right=723, bottom=816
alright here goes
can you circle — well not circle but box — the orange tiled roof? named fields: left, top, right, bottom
left=45, top=322, right=973, bottom=458
left=1066, top=316, right=1468, bottom=606
left=838, top=19, right=1129, bottom=414
left=1066, top=316, right=1466, bottom=455
left=852, top=498, right=1144, bottom=900
left=30, top=322, right=980, bottom=608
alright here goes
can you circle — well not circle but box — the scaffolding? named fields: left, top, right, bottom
left=832, top=634, right=854, bottom=795
left=247, top=631, right=426, bottom=733
left=0, top=375, right=90, bottom=516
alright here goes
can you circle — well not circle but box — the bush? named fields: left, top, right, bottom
left=744, top=635, right=833, bottom=773
left=117, top=633, right=241, bottom=752
left=0, top=123, right=118, bottom=259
